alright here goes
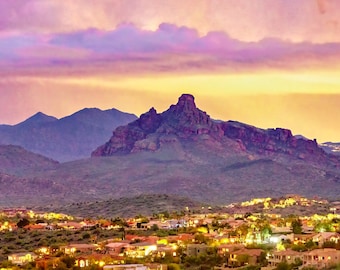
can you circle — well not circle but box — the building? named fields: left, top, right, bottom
left=103, top=264, right=148, bottom=270
left=186, top=244, right=209, bottom=257
left=8, top=252, right=37, bottom=265
left=125, top=242, right=157, bottom=258
left=312, top=232, right=340, bottom=246
left=303, top=248, right=340, bottom=269
left=228, top=248, right=264, bottom=267
left=267, top=249, right=304, bottom=267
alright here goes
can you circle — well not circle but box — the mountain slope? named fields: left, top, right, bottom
left=0, top=94, right=339, bottom=207
left=0, top=145, right=58, bottom=175
left=0, top=108, right=137, bottom=162
left=38, top=194, right=206, bottom=218
left=93, top=94, right=340, bottom=169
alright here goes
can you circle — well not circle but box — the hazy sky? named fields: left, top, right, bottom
left=0, top=0, right=340, bottom=142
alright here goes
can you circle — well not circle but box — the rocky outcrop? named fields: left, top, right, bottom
left=92, top=94, right=225, bottom=156
left=92, top=94, right=340, bottom=169
left=221, top=121, right=340, bottom=168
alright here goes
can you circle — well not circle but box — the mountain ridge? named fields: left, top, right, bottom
left=0, top=107, right=137, bottom=162
left=92, top=94, right=340, bottom=170
left=0, top=94, right=339, bottom=207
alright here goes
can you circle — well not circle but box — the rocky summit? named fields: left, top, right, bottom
left=92, top=94, right=220, bottom=155
left=92, top=94, right=340, bottom=170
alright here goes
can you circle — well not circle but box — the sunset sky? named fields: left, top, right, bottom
left=0, top=0, right=340, bottom=142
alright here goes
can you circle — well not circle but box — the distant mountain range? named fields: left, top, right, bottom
left=320, top=142, right=340, bottom=156
left=0, top=108, right=137, bottom=162
left=0, top=94, right=339, bottom=207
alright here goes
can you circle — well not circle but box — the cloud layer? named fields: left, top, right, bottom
left=1, top=23, right=340, bottom=77
left=1, top=0, right=340, bottom=43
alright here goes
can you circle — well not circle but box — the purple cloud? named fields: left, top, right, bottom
left=1, top=23, right=340, bottom=75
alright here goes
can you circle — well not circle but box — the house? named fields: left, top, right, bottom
left=57, top=221, right=83, bottom=230
left=103, top=264, right=148, bottom=270
left=75, top=257, right=90, bottom=268
left=303, top=248, right=340, bottom=269
left=267, top=249, right=304, bottom=267
left=35, top=256, right=60, bottom=270
left=175, top=233, right=195, bottom=244
left=86, top=253, right=125, bottom=266
left=125, top=242, right=157, bottom=258
left=105, top=242, right=129, bottom=255
left=154, top=245, right=175, bottom=258
left=8, top=252, right=38, bottom=265
left=61, top=243, right=98, bottom=255
left=80, top=221, right=97, bottom=230
left=24, top=224, right=46, bottom=230
left=312, top=232, right=340, bottom=246
left=228, top=248, right=264, bottom=267
left=186, top=244, right=209, bottom=257
left=269, top=234, right=294, bottom=244
left=293, top=233, right=315, bottom=245
left=145, top=263, right=168, bottom=270
left=217, top=244, right=244, bottom=257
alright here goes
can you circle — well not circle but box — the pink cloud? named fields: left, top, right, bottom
left=0, top=0, right=340, bottom=43
left=0, top=23, right=340, bottom=76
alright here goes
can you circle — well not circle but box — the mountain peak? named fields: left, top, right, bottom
left=17, top=112, right=58, bottom=127
left=177, top=94, right=196, bottom=110
left=92, top=93, right=340, bottom=169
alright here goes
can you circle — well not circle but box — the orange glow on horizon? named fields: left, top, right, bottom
left=0, top=70, right=339, bottom=143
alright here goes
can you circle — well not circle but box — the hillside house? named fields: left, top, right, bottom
left=75, top=257, right=90, bottom=268
left=57, top=221, right=83, bottom=230
left=267, top=249, right=304, bottom=267
left=186, top=244, right=209, bottom=257
left=61, top=243, right=98, bottom=255
left=217, top=244, right=244, bottom=257
left=125, top=242, right=157, bottom=258
left=303, top=248, right=340, bottom=269
left=8, top=252, right=37, bottom=265
left=228, top=248, right=264, bottom=267
left=105, top=242, right=129, bottom=255
left=293, top=233, right=315, bottom=244
left=312, top=232, right=340, bottom=246
left=103, top=264, right=148, bottom=270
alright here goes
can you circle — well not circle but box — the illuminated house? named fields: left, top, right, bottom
left=303, top=248, right=340, bottom=269
left=228, top=248, right=263, bottom=267
left=105, top=242, right=129, bottom=255
left=8, top=252, right=37, bottom=265
left=103, top=264, right=148, bottom=270
left=57, top=221, right=83, bottom=230
left=61, top=243, right=98, bottom=255
left=217, top=244, right=244, bottom=257
left=125, top=242, right=157, bottom=258
left=267, top=249, right=304, bottom=267
left=312, top=232, right=340, bottom=246
left=75, top=257, right=90, bottom=268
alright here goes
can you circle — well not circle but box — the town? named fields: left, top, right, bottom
left=0, top=195, right=340, bottom=270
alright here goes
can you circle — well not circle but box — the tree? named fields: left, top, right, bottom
left=194, top=233, right=209, bottom=244
left=236, top=224, right=250, bottom=242
left=236, top=254, right=250, bottom=266
left=60, top=255, right=75, bottom=268
left=276, top=261, right=290, bottom=270
left=17, top=218, right=29, bottom=228
left=150, top=224, right=159, bottom=231
left=258, top=251, right=268, bottom=266
left=291, top=219, right=302, bottom=234
left=168, top=263, right=181, bottom=270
